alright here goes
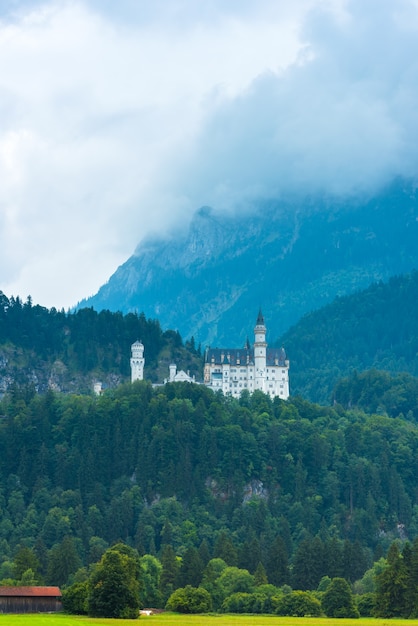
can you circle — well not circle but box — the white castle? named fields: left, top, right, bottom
left=203, top=311, right=290, bottom=399
left=130, top=311, right=290, bottom=399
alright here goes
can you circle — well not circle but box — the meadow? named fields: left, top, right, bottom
left=1, top=615, right=418, bottom=626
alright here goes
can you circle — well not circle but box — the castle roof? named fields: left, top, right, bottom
left=256, top=309, right=265, bottom=325
left=205, top=347, right=287, bottom=367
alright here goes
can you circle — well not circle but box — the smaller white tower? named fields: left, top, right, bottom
left=169, top=363, right=177, bottom=382
left=130, top=340, right=145, bottom=382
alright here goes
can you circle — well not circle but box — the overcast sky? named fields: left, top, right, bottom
left=1, top=0, right=417, bottom=309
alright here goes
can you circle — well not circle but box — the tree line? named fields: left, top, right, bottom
left=61, top=541, right=360, bottom=618
left=61, top=537, right=418, bottom=618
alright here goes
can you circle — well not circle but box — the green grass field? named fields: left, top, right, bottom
left=1, top=614, right=418, bottom=626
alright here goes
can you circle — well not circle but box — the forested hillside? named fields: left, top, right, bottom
left=0, top=380, right=417, bottom=592
left=0, top=293, right=201, bottom=393
left=278, top=271, right=418, bottom=403
left=333, top=369, right=418, bottom=419
left=4, top=268, right=418, bottom=405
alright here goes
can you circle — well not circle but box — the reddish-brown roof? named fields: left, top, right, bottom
left=0, top=587, right=62, bottom=597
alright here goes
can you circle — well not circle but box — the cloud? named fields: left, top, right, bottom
left=1, top=0, right=417, bottom=309
left=0, top=0, right=305, bottom=307
left=169, top=0, right=418, bottom=211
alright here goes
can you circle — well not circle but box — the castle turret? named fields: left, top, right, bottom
left=169, top=363, right=177, bottom=382
left=130, top=340, right=144, bottom=382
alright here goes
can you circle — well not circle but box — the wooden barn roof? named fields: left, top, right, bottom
left=0, top=586, right=62, bottom=597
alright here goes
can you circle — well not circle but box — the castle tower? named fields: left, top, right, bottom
left=130, top=340, right=144, bottom=382
left=254, top=309, right=267, bottom=391
left=169, top=363, right=177, bottom=382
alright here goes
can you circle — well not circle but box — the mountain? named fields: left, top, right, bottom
left=79, top=178, right=418, bottom=347
left=279, top=271, right=418, bottom=403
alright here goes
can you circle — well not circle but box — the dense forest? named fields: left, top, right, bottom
left=0, top=292, right=202, bottom=393
left=0, top=379, right=417, bottom=597
left=2, top=275, right=418, bottom=615
left=278, top=271, right=418, bottom=403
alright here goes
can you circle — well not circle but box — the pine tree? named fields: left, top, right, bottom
left=375, top=543, right=408, bottom=618
left=12, top=546, right=41, bottom=582
left=46, top=536, right=82, bottom=587
left=198, top=539, right=211, bottom=568
left=254, top=562, right=268, bottom=586
left=266, top=536, right=288, bottom=586
left=213, top=531, right=238, bottom=566
left=292, top=536, right=325, bottom=590
left=406, top=538, right=418, bottom=617
left=180, top=547, right=204, bottom=587
left=159, top=545, right=180, bottom=602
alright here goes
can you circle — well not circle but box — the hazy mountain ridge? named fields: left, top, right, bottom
left=81, top=178, right=418, bottom=347
left=79, top=203, right=301, bottom=343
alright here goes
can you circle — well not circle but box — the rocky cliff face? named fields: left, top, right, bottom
left=80, top=178, right=418, bottom=347
left=0, top=346, right=117, bottom=396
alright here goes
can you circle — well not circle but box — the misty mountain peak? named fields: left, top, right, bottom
left=80, top=179, right=418, bottom=347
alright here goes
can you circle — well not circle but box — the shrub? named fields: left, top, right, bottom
left=356, top=592, right=376, bottom=617
left=276, top=590, right=322, bottom=616
left=62, top=581, right=89, bottom=615
left=322, top=577, right=359, bottom=618
left=221, top=591, right=267, bottom=613
left=166, top=585, right=212, bottom=613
